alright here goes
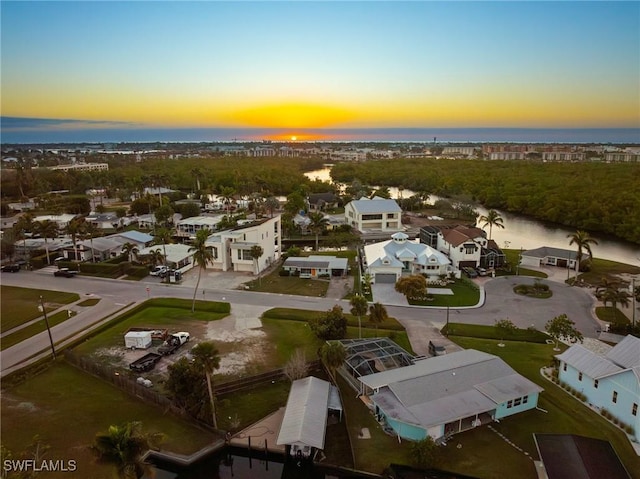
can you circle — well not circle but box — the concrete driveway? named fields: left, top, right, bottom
left=371, top=283, right=409, bottom=306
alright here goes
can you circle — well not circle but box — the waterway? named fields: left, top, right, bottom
left=304, top=166, right=640, bottom=267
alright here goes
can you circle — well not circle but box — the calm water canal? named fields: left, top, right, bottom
left=305, top=167, right=640, bottom=266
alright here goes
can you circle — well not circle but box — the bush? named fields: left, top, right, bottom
left=309, top=305, right=347, bottom=340
left=279, top=269, right=290, bottom=277
left=125, top=265, right=149, bottom=279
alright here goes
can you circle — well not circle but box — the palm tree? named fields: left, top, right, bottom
left=264, top=196, right=280, bottom=218
left=602, top=288, right=631, bottom=323
left=567, top=230, right=598, bottom=278
left=188, top=229, right=213, bottom=313
left=191, top=167, right=203, bottom=192
left=92, top=421, right=163, bottom=479
left=121, top=242, right=139, bottom=263
left=308, top=211, right=329, bottom=251
left=14, top=212, right=34, bottom=260
left=33, top=220, right=59, bottom=265
left=65, top=218, right=85, bottom=261
left=219, top=187, right=236, bottom=215
left=146, top=248, right=164, bottom=268
left=478, top=209, right=505, bottom=240
left=350, top=294, right=368, bottom=339
left=153, top=227, right=172, bottom=268
left=368, top=302, right=389, bottom=331
left=319, top=342, right=347, bottom=384
left=249, top=245, right=264, bottom=280
left=190, top=342, right=221, bottom=429
left=83, top=221, right=99, bottom=263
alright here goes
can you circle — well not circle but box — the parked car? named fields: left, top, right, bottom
left=462, top=267, right=478, bottom=278
left=1, top=264, right=20, bottom=272
left=54, top=268, right=78, bottom=278
left=476, top=267, right=488, bottom=276
left=150, top=265, right=168, bottom=276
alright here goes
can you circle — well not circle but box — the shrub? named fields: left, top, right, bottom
left=278, top=269, right=290, bottom=276
left=125, top=265, right=149, bottom=279
left=309, top=305, right=347, bottom=340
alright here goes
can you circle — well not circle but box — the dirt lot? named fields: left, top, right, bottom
left=92, top=304, right=272, bottom=380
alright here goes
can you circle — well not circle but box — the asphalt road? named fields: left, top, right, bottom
left=0, top=268, right=601, bottom=376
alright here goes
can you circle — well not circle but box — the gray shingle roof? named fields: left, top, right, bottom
left=522, top=246, right=584, bottom=260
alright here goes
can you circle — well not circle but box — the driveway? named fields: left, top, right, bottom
left=371, top=283, right=409, bottom=306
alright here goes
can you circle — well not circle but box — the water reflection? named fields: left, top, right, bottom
left=304, top=167, right=640, bottom=266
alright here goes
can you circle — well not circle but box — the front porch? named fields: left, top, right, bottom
left=444, top=411, right=494, bottom=438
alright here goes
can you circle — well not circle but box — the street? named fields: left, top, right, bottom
left=0, top=267, right=602, bottom=376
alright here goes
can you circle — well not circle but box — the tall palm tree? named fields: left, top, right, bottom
left=191, top=167, right=203, bottom=192
left=478, top=209, right=505, bottom=240
left=601, top=288, right=631, bottom=323
left=83, top=221, right=99, bottom=263
left=249, top=245, right=264, bottom=279
left=219, top=187, right=236, bottom=215
left=14, top=212, right=34, bottom=260
left=308, top=211, right=329, bottom=252
left=33, top=220, right=59, bottom=265
left=92, top=421, right=163, bottom=479
left=188, top=229, right=213, bottom=313
left=319, top=342, right=347, bottom=384
left=368, top=302, right=389, bottom=331
left=121, top=242, right=139, bottom=263
left=147, top=248, right=164, bottom=268
left=350, top=294, right=368, bottom=339
left=264, top=196, right=280, bottom=218
left=65, top=217, right=85, bottom=261
left=190, top=342, right=221, bottom=429
left=153, top=227, right=172, bottom=268
left=567, top=230, right=598, bottom=277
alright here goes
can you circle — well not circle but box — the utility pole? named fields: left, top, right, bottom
left=39, top=295, right=56, bottom=359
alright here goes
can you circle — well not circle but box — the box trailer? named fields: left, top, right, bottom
left=124, top=331, right=152, bottom=350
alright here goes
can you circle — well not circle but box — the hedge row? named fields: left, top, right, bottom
left=145, top=297, right=231, bottom=314
left=443, top=322, right=550, bottom=343
left=262, top=307, right=405, bottom=331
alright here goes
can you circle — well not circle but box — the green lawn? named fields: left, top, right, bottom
left=1, top=310, right=77, bottom=351
left=408, top=279, right=480, bottom=307
left=595, top=306, right=631, bottom=325
left=244, top=274, right=330, bottom=297
left=450, top=337, right=640, bottom=479
left=1, top=361, right=218, bottom=479
left=1, top=286, right=80, bottom=332
left=578, top=258, right=640, bottom=286
left=442, top=322, right=550, bottom=343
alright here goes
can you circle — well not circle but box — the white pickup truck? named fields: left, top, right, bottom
left=158, top=332, right=190, bottom=355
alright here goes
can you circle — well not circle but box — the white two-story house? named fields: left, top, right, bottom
left=344, top=197, right=402, bottom=233
left=205, top=215, right=281, bottom=274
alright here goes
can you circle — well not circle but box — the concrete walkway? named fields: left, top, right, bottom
left=229, top=407, right=286, bottom=454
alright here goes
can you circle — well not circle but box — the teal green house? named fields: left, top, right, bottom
left=355, top=348, right=543, bottom=442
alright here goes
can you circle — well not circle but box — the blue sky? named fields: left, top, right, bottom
left=1, top=1, right=639, bottom=132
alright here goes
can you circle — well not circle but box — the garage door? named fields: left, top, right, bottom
left=375, top=273, right=397, bottom=284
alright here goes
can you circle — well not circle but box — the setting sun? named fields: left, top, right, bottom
left=291, top=136, right=297, bottom=141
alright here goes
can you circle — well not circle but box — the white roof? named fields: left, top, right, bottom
left=367, top=350, right=543, bottom=429
left=347, top=196, right=402, bottom=214
left=177, top=215, right=223, bottom=227
left=138, top=243, right=194, bottom=263
left=605, top=335, right=640, bottom=369
left=556, top=345, right=623, bottom=379
left=364, top=236, right=450, bottom=271
left=276, top=376, right=330, bottom=449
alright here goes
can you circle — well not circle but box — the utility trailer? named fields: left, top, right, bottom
left=129, top=352, right=162, bottom=372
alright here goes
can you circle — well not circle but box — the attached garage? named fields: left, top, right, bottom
left=375, top=273, right=397, bottom=284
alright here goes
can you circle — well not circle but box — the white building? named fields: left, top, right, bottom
left=33, top=214, right=79, bottom=229
left=48, top=162, right=109, bottom=172
left=344, top=197, right=402, bottom=233
left=176, top=215, right=224, bottom=239
left=137, top=243, right=195, bottom=272
left=205, top=215, right=281, bottom=274
left=363, top=232, right=452, bottom=283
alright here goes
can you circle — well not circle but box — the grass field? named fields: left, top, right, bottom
left=1, top=285, right=80, bottom=332
left=1, top=361, right=218, bottom=479
left=1, top=310, right=77, bottom=351
left=408, top=278, right=481, bottom=307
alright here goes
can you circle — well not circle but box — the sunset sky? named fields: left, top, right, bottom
left=2, top=1, right=639, bottom=134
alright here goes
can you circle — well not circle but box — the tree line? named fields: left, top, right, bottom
left=331, top=158, right=640, bottom=244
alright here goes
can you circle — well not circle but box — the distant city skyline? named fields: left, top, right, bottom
left=1, top=1, right=639, bottom=141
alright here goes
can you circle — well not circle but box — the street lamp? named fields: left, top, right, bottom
left=39, top=296, right=56, bottom=359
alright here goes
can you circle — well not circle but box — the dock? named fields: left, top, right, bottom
left=229, top=407, right=287, bottom=454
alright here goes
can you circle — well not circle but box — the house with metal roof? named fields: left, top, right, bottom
left=276, top=376, right=342, bottom=458
left=283, top=255, right=348, bottom=278
left=556, top=335, right=640, bottom=441
left=363, top=232, right=452, bottom=283
left=520, top=246, right=586, bottom=270
left=344, top=196, right=402, bottom=233
left=348, top=347, right=543, bottom=442
left=110, top=230, right=154, bottom=248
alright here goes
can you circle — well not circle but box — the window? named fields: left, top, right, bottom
left=594, top=379, right=599, bottom=389
left=523, top=396, right=528, bottom=404
left=578, top=372, right=583, bottom=381
left=238, top=250, right=253, bottom=261
left=506, top=400, right=513, bottom=409
left=464, top=244, right=475, bottom=254
left=632, top=403, right=638, bottom=417
left=514, top=398, right=522, bottom=406
left=563, top=363, right=567, bottom=371
left=387, top=213, right=396, bottom=219
left=362, top=214, right=382, bottom=221
left=612, top=391, right=618, bottom=403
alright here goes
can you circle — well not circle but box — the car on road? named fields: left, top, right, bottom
left=1, top=264, right=21, bottom=272
left=54, top=268, right=78, bottom=278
